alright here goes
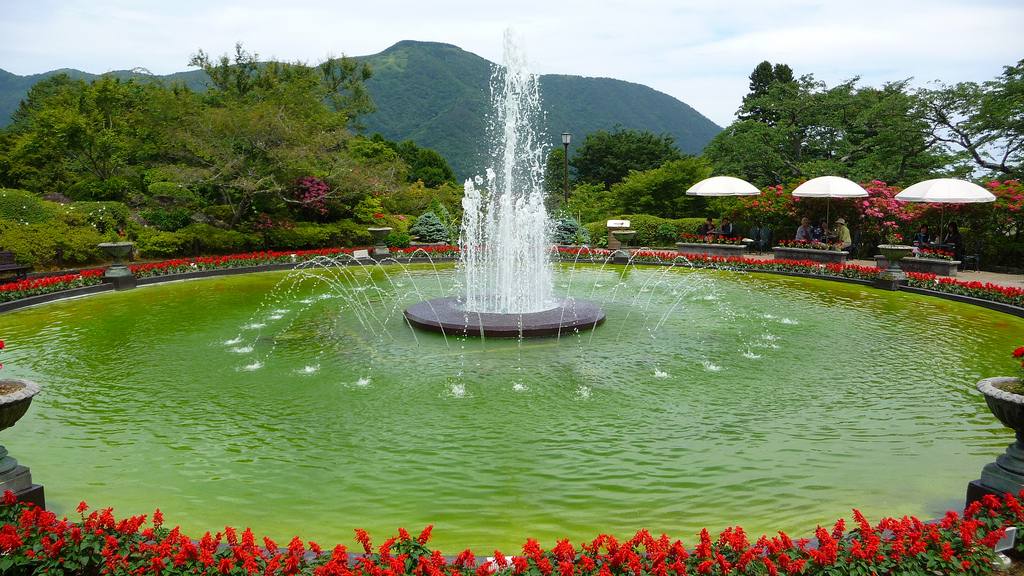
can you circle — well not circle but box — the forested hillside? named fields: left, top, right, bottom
left=0, top=40, right=722, bottom=180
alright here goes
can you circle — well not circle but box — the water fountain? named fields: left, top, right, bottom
left=1, top=30, right=1022, bottom=555
left=403, top=31, right=604, bottom=338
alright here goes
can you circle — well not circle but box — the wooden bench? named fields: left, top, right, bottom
left=0, top=251, right=31, bottom=280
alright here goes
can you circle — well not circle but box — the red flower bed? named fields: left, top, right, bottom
left=906, top=272, right=1024, bottom=308
left=1, top=248, right=1021, bottom=311
left=0, top=269, right=105, bottom=304
left=0, top=490, right=1020, bottom=576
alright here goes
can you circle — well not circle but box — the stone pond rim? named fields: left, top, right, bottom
left=403, top=296, right=606, bottom=338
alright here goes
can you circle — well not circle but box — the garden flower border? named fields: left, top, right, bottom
left=0, top=489, right=1020, bottom=576
left=1, top=246, right=1022, bottom=316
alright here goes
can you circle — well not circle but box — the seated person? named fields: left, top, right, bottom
left=833, top=218, right=852, bottom=249
left=719, top=217, right=738, bottom=239
left=943, top=222, right=963, bottom=259
left=696, top=217, right=716, bottom=237
left=912, top=224, right=932, bottom=254
left=811, top=220, right=829, bottom=243
left=795, top=217, right=813, bottom=242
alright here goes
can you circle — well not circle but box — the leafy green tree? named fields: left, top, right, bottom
left=571, top=125, right=684, bottom=190
left=565, top=183, right=617, bottom=224
left=6, top=73, right=78, bottom=135
left=740, top=61, right=795, bottom=122
left=188, top=42, right=374, bottom=125
left=544, top=146, right=571, bottom=203
left=611, top=157, right=711, bottom=218
left=704, top=64, right=951, bottom=187
left=368, top=134, right=457, bottom=188
left=4, top=75, right=151, bottom=195
left=916, top=59, right=1024, bottom=179
left=167, top=44, right=383, bottom=226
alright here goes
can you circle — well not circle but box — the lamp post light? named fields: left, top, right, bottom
left=561, top=132, right=571, bottom=205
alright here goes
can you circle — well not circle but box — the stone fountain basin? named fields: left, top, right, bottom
left=404, top=296, right=605, bottom=338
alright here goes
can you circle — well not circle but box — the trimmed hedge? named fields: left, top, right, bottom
left=584, top=215, right=706, bottom=247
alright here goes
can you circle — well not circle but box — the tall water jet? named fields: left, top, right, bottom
left=461, top=30, right=552, bottom=314
left=404, top=30, right=605, bottom=337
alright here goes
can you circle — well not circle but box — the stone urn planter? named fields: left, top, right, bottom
left=612, top=230, right=636, bottom=265
left=876, top=245, right=914, bottom=281
left=98, top=242, right=136, bottom=290
left=974, top=377, right=1024, bottom=496
left=0, top=378, right=41, bottom=478
left=367, top=227, right=393, bottom=259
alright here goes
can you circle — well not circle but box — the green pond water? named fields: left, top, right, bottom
left=0, top=262, right=1018, bottom=552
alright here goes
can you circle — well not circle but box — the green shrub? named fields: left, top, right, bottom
left=135, top=228, right=188, bottom=259
left=143, top=209, right=194, bottom=232
left=176, top=224, right=259, bottom=254
left=147, top=182, right=196, bottom=200
left=65, top=177, right=136, bottom=202
left=409, top=211, right=448, bottom=243
left=59, top=202, right=132, bottom=236
left=385, top=232, right=411, bottom=249
left=204, top=205, right=235, bottom=223
left=0, top=189, right=56, bottom=224
left=264, top=223, right=331, bottom=250
left=323, top=220, right=374, bottom=247
left=0, top=220, right=104, bottom=268
left=552, top=215, right=589, bottom=245
left=656, top=223, right=677, bottom=243
left=584, top=215, right=705, bottom=247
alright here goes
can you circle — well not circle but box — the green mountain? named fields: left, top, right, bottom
left=360, top=41, right=721, bottom=179
left=0, top=40, right=721, bottom=180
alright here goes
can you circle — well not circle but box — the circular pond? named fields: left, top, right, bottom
left=0, top=262, right=1017, bottom=551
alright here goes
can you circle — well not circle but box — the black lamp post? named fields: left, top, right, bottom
left=561, top=132, right=571, bottom=205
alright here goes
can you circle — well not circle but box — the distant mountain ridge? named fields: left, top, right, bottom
left=0, top=40, right=722, bottom=180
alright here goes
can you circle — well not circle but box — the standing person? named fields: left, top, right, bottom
left=719, top=217, right=736, bottom=239
left=795, top=217, right=814, bottom=242
left=833, top=218, right=852, bottom=249
left=697, top=217, right=716, bottom=237
left=943, top=222, right=963, bottom=259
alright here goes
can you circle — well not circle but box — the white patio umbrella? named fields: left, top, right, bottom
left=685, top=176, right=761, bottom=196
left=894, top=178, right=996, bottom=239
left=791, top=176, right=868, bottom=225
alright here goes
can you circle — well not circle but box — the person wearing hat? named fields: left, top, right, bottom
left=833, top=218, right=852, bottom=249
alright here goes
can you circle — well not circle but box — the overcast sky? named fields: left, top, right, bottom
left=2, top=0, right=1022, bottom=127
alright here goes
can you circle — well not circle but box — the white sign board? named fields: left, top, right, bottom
left=606, top=220, right=630, bottom=228
left=353, top=249, right=370, bottom=259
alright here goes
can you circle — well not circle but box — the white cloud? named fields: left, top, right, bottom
left=1, top=0, right=1021, bottom=127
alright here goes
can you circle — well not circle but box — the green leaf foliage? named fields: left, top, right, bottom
left=705, top=63, right=955, bottom=188
left=572, top=125, right=686, bottom=190
left=611, top=157, right=711, bottom=218
left=142, top=208, right=193, bottom=232
left=0, top=188, right=56, bottom=224
left=583, top=214, right=707, bottom=247
left=385, top=232, right=411, bottom=248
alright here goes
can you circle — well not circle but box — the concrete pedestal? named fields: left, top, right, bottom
left=873, top=277, right=907, bottom=291
left=370, top=245, right=391, bottom=259
left=102, top=275, right=137, bottom=291
left=0, top=465, right=44, bottom=508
